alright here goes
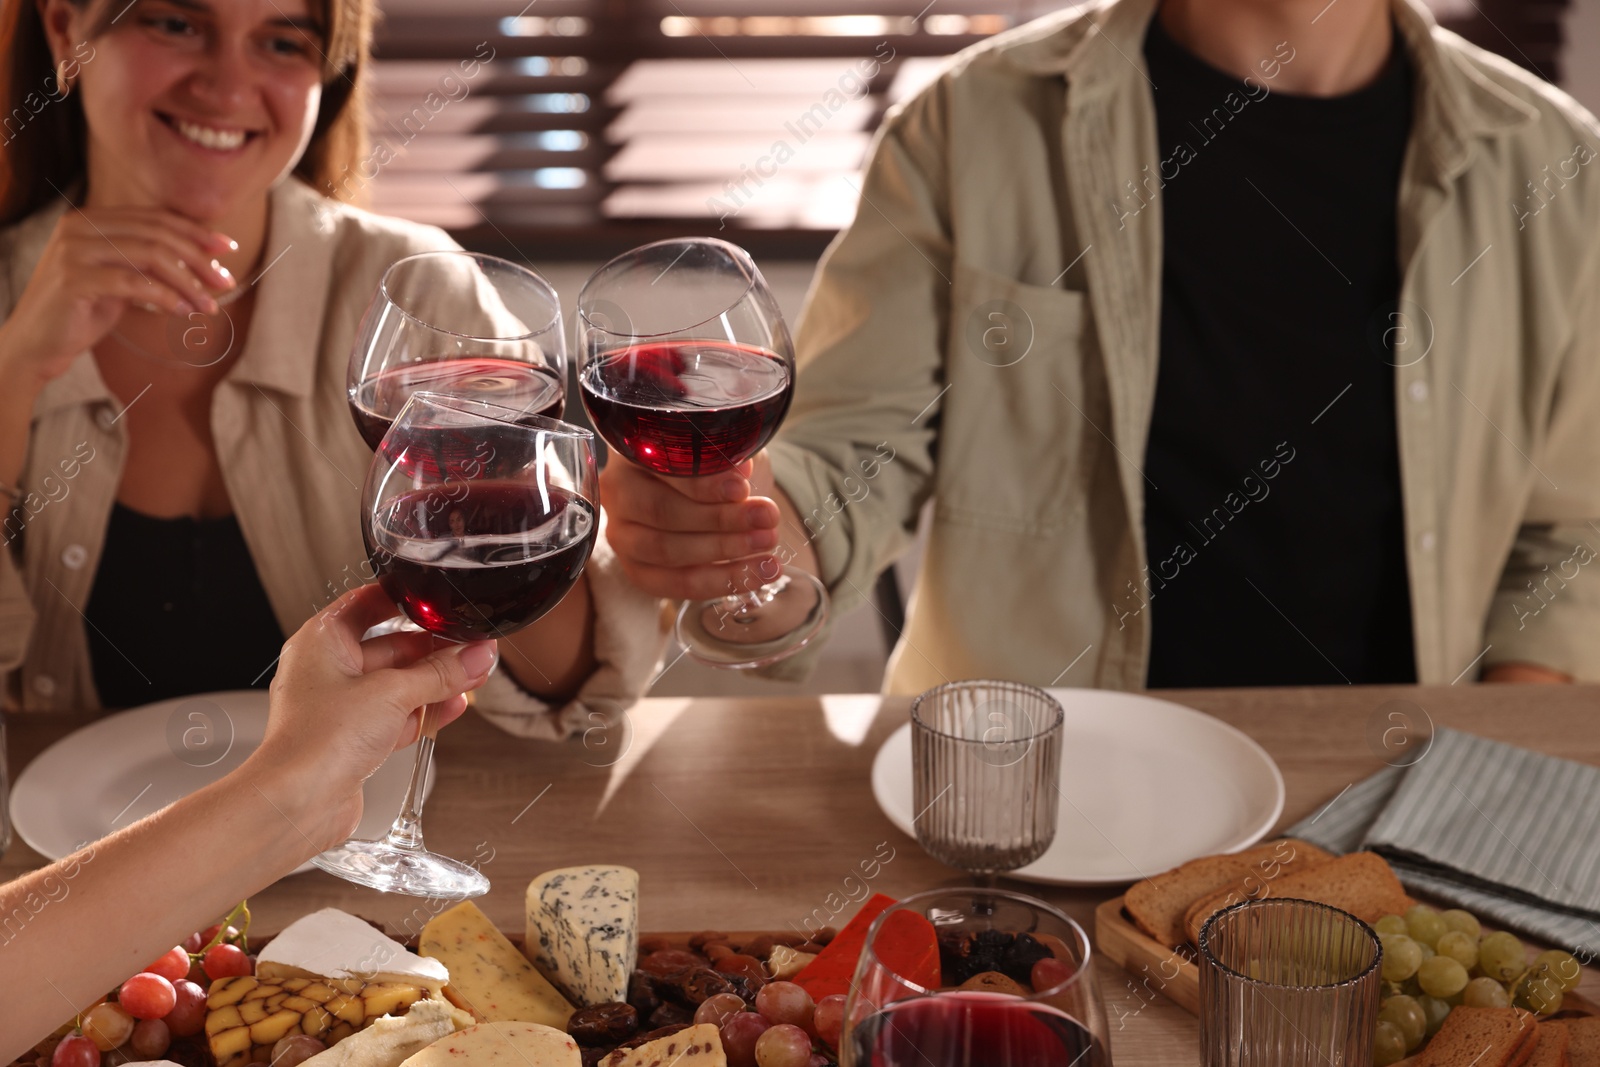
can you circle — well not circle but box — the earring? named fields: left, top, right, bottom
left=55, top=59, right=72, bottom=99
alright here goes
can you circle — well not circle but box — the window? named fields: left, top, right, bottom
left=363, top=0, right=1568, bottom=257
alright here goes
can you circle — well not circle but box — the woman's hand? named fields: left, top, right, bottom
left=247, top=584, right=497, bottom=854
left=0, top=206, right=236, bottom=388
left=600, top=453, right=784, bottom=601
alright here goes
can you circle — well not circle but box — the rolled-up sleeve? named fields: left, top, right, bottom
left=470, top=509, right=670, bottom=739
left=760, top=83, right=953, bottom=677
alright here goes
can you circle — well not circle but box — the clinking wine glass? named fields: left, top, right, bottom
left=312, top=392, right=599, bottom=899
left=576, top=237, right=828, bottom=669
left=347, top=250, right=567, bottom=452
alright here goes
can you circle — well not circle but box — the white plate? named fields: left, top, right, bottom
left=11, top=691, right=429, bottom=876
left=870, top=688, right=1285, bottom=886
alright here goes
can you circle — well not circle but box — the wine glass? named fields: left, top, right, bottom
left=312, top=392, right=599, bottom=899
left=347, top=250, right=567, bottom=452
left=575, top=237, right=828, bottom=669
left=841, top=887, right=1111, bottom=1067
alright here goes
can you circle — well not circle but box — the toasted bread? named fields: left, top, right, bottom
left=1184, top=850, right=1411, bottom=946
left=1528, top=1021, right=1572, bottom=1067
left=1561, top=1017, right=1600, bottom=1067
left=1417, top=1008, right=1539, bottom=1067
left=1124, top=838, right=1334, bottom=949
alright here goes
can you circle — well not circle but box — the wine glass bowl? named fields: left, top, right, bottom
left=314, top=392, right=598, bottom=900
left=576, top=238, right=828, bottom=669
left=347, top=251, right=567, bottom=451
left=841, top=887, right=1111, bottom=1067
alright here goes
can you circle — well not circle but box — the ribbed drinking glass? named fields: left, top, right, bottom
left=910, top=680, right=1063, bottom=883
left=1198, top=898, right=1382, bottom=1067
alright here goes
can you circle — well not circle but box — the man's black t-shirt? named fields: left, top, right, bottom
left=1140, top=18, right=1418, bottom=686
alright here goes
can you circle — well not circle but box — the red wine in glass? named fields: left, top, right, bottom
left=351, top=358, right=565, bottom=451
left=850, top=992, right=1108, bottom=1067
left=364, top=480, right=596, bottom=643
left=578, top=341, right=792, bottom=477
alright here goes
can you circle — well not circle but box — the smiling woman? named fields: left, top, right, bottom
left=0, top=0, right=665, bottom=733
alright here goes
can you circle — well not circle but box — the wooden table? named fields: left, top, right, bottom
left=7, top=684, right=1600, bottom=1064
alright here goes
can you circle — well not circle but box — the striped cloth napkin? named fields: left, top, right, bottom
left=1284, top=726, right=1600, bottom=958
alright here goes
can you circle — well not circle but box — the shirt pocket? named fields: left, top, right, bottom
left=935, top=256, right=1107, bottom=534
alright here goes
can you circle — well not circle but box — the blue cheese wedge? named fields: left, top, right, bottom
left=257, top=908, right=449, bottom=994
left=524, top=866, right=639, bottom=1007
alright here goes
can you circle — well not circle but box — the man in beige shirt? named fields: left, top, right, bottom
left=601, top=0, right=1600, bottom=692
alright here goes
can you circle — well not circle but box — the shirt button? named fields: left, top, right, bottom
left=61, top=544, right=88, bottom=569
left=32, top=674, right=55, bottom=698
left=1408, top=380, right=1429, bottom=402
left=1419, top=531, right=1437, bottom=552
left=96, top=407, right=117, bottom=430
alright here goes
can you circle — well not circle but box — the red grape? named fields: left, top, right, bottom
left=808, top=1057, right=828, bottom=1067
left=164, top=980, right=207, bottom=1037
left=1032, top=956, right=1074, bottom=992
left=204, top=943, right=253, bottom=980
left=119, top=973, right=177, bottom=1020
left=812, top=994, right=846, bottom=1049
left=694, top=993, right=747, bottom=1027
left=182, top=932, right=203, bottom=954
left=720, top=1012, right=771, bottom=1067
left=201, top=923, right=239, bottom=945
left=50, top=1035, right=100, bottom=1067
left=81, top=1004, right=133, bottom=1052
left=755, top=982, right=814, bottom=1028
left=716, top=954, right=769, bottom=990
left=754, top=1024, right=812, bottom=1067
left=145, top=947, right=191, bottom=983
left=129, top=1019, right=170, bottom=1059
left=270, top=1035, right=327, bottom=1066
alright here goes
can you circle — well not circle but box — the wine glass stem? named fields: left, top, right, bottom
left=382, top=709, right=436, bottom=852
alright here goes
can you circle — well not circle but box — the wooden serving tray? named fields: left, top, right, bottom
left=1095, top=894, right=1600, bottom=1019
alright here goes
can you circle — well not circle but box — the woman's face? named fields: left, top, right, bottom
left=47, top=0, right=326, bottom=223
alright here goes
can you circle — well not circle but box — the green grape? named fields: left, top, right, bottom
left=1380, top=934, right=1424, bottom=982
left=1515, top=970, right=1565, bottom=1015
left=1378, top=995, right=1427, bottom=1051
left=1532, top=949, right=1583, bottom=993
left=1435, top=931, right=1478, bottom=970
left=1406, top=905, right=1448, bottom=948
left=1373, top=1020, right=1408, bottom=1067
left=1417, top=956, right=1470, bottom=999
left=1381, top=980, right=1405, bottom=1000
left=1478, top=932, right=1526, bottom=983
left=1442, top=909, right=1481, bottom=939
left=1462, top=976, right=1513, bottom=1009
left=1416, top=994, right=1452, bottom=1037
left=1417, top=942, right=1436, bottom=962
left=1375, top=914, right=1409, bottom=937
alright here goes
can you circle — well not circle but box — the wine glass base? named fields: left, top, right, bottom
left=312, top=839, right=490, bottom=900
left=676, top=567, right=828, bottom=669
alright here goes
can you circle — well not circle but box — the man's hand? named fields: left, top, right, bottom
left=1481, top=662, right=1573, bottom=683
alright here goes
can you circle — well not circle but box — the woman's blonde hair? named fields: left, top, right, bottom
left=0, top=0, right=375, bottom=226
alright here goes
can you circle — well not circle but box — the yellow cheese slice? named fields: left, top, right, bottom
left=600, top=1024, right=726, bottom=1067
left=419, top=902, right=575, bottom=1028
left=397, top=1021, right=580, bottom=1067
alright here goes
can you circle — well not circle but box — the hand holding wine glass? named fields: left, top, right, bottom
left=313, top=392, right=599, bottom=899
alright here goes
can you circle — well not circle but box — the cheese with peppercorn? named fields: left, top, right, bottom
left=397, top=1021, right=581, bottom=1066
left=524, top=866, right=639, bottom=1007
left=420, top=901, right=576, bottom=1027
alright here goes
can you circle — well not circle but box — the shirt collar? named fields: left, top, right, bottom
left=1003, top=0, right=1537, bottom=156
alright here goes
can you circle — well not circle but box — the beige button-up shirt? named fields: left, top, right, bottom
left=768, top=0, right=1600, bottom=693
left=0, top=178, right=666, bottom=732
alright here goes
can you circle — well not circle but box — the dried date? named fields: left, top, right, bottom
left=581, top=1048, right=610, bottom=1067
left=648, top=1002, right=696, bottom=1029
left=741, top=934, right=776, bottom=959
left=638, top=948, right=707, bottom=977
left=689, top=930, right=728, bottom=951
left=638, top=935, right=674, bottom=954
left=626, top=972, right=661, bottom=1018
left=612, top=1023, right=692, bottom=1055
left=567, top=1003, right=640, bottom=1046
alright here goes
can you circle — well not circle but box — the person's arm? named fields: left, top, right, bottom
left=496, top=573, right=597, bottom=699
left=0, top=584, right=495, bottom=1061
left=1481, top=228, right=1600, bottom=682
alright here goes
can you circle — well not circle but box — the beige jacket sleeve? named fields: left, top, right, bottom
left=0, top=539, right=35, bottom=677
left=762, top=83, right=953, bottom=678
left=1483, top=226, right=1600, bottom=679
left=470, top=509, right=670, bottom=739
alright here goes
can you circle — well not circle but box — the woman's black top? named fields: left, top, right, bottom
left=85, top=502, right=285, bottom=707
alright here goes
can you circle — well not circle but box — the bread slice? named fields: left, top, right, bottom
left=1183, top=850, right=1411, bottom=946
left=1527, top=1021, right=1571, bottom=1067
left=1124, top=839, right=1334, bottom=949
left=1417, top=1008, right=1539, bottom=1067
left=1561, top=1017, right=1600, bottom=1067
